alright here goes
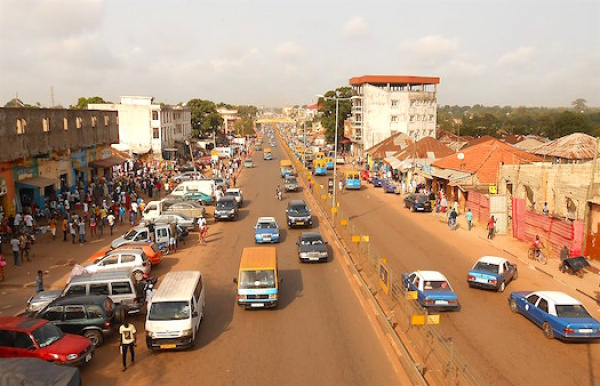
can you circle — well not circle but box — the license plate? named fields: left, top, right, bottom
left=296, top=222, right=304, bottom=225
left=436, top=300, right=448, bottom=305
left=160, top=344, right=177, bottom=349
left=309, top=257, right=320, bottom=261
left=579, top=329, right=593, bottom=333
left=85, top=353, right=92, bottom=362
left=417, top=208, right=424, bottom=211
left=251, top=303, right=264, bottom=308
left=476, top=278, right=488, bottom=283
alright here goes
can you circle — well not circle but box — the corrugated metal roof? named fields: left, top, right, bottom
left=365, top=132, right=412, bottom=159
left=532, top=133, right=598, bottom=160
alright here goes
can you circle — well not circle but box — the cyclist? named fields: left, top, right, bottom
left=531, top=235, right=545, bottom=255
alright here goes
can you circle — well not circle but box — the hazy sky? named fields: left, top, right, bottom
left=1, top=0, right=598, bottom=108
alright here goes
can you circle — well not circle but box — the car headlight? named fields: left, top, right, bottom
left=66, top=354, right=78, bottom=361
left=182, top=329, right=193, bottom=337
left=320, top=251, right=328, bottom=257
left=268, top=294, right=278, bottom=299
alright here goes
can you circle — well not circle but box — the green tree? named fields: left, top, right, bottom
left=234, top=118, right=255, bottom=136
left=237, top=105, right=258, bottom=120
left=72, top=96, right=106, bottom=109
left=318, top=87, right=353, bottom=143
left=572, top=98, right=588, bottom=112
left=187, top=98, right=223, bottom=137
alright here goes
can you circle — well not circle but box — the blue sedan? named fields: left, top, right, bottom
left=402, top=271, right=459, bottom=311
left=467, top=256, right=518, bottom=292
left=372, top=176, right=384, bottom=187
left=508, top=290, right=600, bottom=340
left=382, top=179, right=399, bottom=194
left=254, top=217, right=281, bottom=244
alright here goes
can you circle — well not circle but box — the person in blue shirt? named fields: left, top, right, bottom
left=466, top=209, right=473, bottom=231
left=36, top=270, right=44, bottom=292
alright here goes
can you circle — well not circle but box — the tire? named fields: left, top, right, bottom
left=538, top=252, right=547, bottom=265
left=509, top=298, right=519, bottom=313
left=498, top=281, right=506, bottom=293
left=84, top=330, right=103, bottom=347
left=542, top=322, right=554, bottom=339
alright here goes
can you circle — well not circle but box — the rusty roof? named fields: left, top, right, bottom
left=531, top=133, right=598, bottom=160
left=432, top=138, right=543, bottom=184
left=392, top=136, right=455, bottom=161
left=365, top=132, right=412, bottom=159
left=349, top=75, right=440, bottom=86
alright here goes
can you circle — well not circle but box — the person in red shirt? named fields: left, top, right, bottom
left=487, top=215, right=496, bottom=239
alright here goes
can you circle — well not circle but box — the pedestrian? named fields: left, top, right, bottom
left=338, top=180, right=344, bottom=194
left=487, top=215, right=496, bottom=240
left=36, top=270, right=44, bottom=292
left=119, top=205, right=125, bottom=225
left=90, top=215, right=97, bottom=237
left=19, top=232, right=30, bottom=262
left=119, top=320, right=136, bottom=371
left=0, top=253, right=6, bottom=281
left=129, top=209, right=135, bottom=226
left=169, top=223, right=177, bottom=252
left=10, top=235, right=20, bottom=266
left=449, top=208, right=458, bottom=231
left=62, top=218, right=68, bottom=241
left=466, top=209, right=473, bottom=231
left=69, top=221, right=77, bottom=243
left=107, top=212, right=115, bottom=235
left=197, top=217, right=207, bottom=245
left=78, top=219, right=86, bottom=244
left=542, top=202, right=549, bottom=216
left=48, top=217, right=57, bottom=241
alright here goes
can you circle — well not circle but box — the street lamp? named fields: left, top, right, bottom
left=316, top=93, right=353, bottom=215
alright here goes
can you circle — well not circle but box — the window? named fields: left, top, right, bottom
left=16, top=118, right=26, bottom=134
left=64, top=117, right=69, bottom=130
left=65, top=284, right=87, bottom=296
left=42, top=118, right=50, bottom=132
left=391, top=115, right=398, bottom=122
left=194, top=279, right=203, bottom=300
left=64, top=305, right=86, bottom=320
left=91, top=116, right=97, bottom=128
left=111, top=282, right=133, bottom=295
left=42, top=306, right=64, bottom=321
left=121, top=254, right=136, bottom=263
left=152, top=111, right=159, bottom=120
left=89, top=283, right=109, bottom=296
left=86, top=305, right=104, bottom=319
left=391, top=99, right=398, bottom=107
left=153, top=128, right=160, bottom=139
left=537, top=299, right=549, bottom=313
left=76, top=117, right=82, bottom=129
left=100, top=256, right=119, bottom=266
left=13, top=332, right=34, bottom=349
left=104, top=115, right=110, bottom=126
left=526, top=294, right=539, bottom=305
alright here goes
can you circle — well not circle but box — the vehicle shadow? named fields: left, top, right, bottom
left=277, top=269, right=303, bottom=309
left=195, top=284, right=235, bottom=350
left=237, top=210, right=250, bottom=221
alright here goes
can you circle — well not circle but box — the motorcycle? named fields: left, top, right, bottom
left=528, top=247, right=547, bottom=265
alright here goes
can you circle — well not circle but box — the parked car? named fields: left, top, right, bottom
left=212, top=177, right=229, bottom=191
left=225, top=188, right=244, bottom=206
left=284, top=176, right=299, bottom=192
left=165, top=200, right=206, bottom=219
left=85, top=249, right=151, bottom=280
left=254, top=217, right=280, bottom=243
left=402, top=270, right=459, bottom=311
left=214, top=196, right=239, bottom=221
left=244, top=159, right=255, bottom=168
left=372, top=176, right=384, bottom=187
left=467, top=256, right=518, bottom=292
left=25, top=290, right=64, bottom=313
left=27, top=295, right=117, bottom=347
left=403, top=193, right=432, bottom=212
left=382, top=179, right=399, bottom=194
left=88, top=242, right=163, bottom=267
left=286, top=200, right=312, bottom=228
left=296, top=232, right=328, bottom=263
left=153, top=213, right=197, bottom=230
left=508, top=290, right=600, bottom=340
left=182, top=191, right=213, bottom=205
left=173, top=171, right=204, bottom=184
left=0, top=316, right=94, bottom=366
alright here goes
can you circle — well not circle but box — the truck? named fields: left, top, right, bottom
left=142, top=199, right=206, bottom=221
left=169, top=179, right=216, bottom=200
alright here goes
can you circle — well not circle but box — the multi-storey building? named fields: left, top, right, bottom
left=349, top=75, right=440, bottom=156
left=90, top=96, right=191, bottom=159
left=0, top=108, right=119, bottom=215
left=217, top=107, right=239, bottom=135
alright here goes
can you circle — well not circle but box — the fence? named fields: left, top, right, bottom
left=282, top=139, right=487, bottom=386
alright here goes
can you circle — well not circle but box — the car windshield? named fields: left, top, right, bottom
left=124, top=230, right=137, bottom=240
left=286, top=177, right=297, bottom=184
left=555, top=304, right=592, bottom=318
left=300, top=236, right=323, bottom=245
left=289, top=205, right=307, bottom=215
left=225, top=191, right=239, bottom=197
left=148, top=301, right=190, bottom=321
left=473, top=262, right=499, bottom=273
left=32, top=322, right=64, bottom=348
left=240, top=270, right=276, bottom=289
left=217, top=201, right=234, bottom=209
left=423, top=280, right=452, bottom=291
left=257, top=222, right=276, bottom=229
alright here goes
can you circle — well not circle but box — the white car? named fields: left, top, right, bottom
left=173, top=171, right=204, bottom=184
left=152, top=213, right=196, bottom=230
left=225, top=188, right=243, bottom=206
left=85, top=249, right=151, bottom=280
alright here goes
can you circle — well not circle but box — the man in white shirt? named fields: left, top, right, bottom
left=119, top=321, right=136, bottom=371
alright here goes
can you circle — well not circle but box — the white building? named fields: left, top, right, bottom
left=349, top=75, right=440, bottom=155
left=216, top=107, right=239, bottom=135
left=90, top=96, right=191, bottom=159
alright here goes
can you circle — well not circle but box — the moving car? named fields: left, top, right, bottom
left=296, top=232, right=328, bottom=263
left=284, top=176, right=299, bottom=192
left=286, top=200, right=312, bottom=228
left=0, top=316, right=94, bottom=366
left=225, top=188, right=244, bottom=206
left=382, top=179, right=399, bottom=194
left=467, top=256, right=518, bottom=292
left=402, top=270, right=459, bottom=311
left=254, top=217, right=280, bottom=243
left=234, top=247, right=280, bottom=309
left=371, top=176, right=384, bottom=187
left=27, top=295, right=117, bottom=347
left=214, top=196, right=239, bottom=221
left=508, top=291, right=600, bottom=340
left=403, top=193, right=432, bottom=212
left=244, top=159, right=255, bottom=168
left=211, top=177, right=229, bottom=191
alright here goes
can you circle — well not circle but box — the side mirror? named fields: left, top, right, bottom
left=233, top=278, right=238, bottom=284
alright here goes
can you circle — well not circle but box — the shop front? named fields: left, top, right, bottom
left=0, top=165, right=16, bottom=217
left=71, top=150, right=89, bottom=191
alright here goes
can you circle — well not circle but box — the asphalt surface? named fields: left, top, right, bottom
left=311, top=165, right=600, bottom=385
left=70, top=142, right=402, bottom=385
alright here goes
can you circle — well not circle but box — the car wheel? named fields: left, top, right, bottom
left=509, top=299, right=519, bottom=313
left=498, top=281, right=505, bottom=292
left=468, top=283, right=474, bottom=288
left=542, top=322, right=555, bottom=339
left=84, top=330, right=103, bottom=347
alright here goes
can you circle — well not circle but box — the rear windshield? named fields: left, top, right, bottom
left=423, top=281, right=452, bottom=291
left=555, top=304, right=591, bottom=318
left=148, top=301, right=190, bottom=321
left=240, top=270, right=276, bottom=289
left=473, top=262, right=499, bottom=273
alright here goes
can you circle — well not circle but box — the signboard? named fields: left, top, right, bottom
left=328, top=178, right=334, bottom=194
left=379, top=263, right=390, bottom=295
left=489, top=184, right=497, bottom=194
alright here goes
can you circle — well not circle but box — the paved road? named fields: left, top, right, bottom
left=310, top=166, right=600, bottom=385
left=77, top=142, right=402, bottom=385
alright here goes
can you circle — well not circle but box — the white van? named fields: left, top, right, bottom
left=170, top=180, right=216, bottom=200
left=145, top=271, right=205, bottom=350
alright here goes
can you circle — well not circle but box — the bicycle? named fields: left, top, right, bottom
left=528, top=247, right=547, bottom=265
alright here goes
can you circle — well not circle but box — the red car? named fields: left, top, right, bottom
left=0, top=316, right=94, bottom=366
left=360, top=170, right=372, bottom=181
